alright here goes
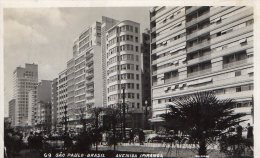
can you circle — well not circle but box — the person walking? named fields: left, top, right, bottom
left=139, top=129, right=145, bottom=145
left=236, top=124, right=243, bottom=138
left=129, top=129, right=134, bottom=144
left=247, top=123, right=253, bottom=139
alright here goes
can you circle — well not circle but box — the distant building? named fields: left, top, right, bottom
left=51, top=78, right=58, bottom=130
left=149, top=6, right=254, bottom=128
left=13, top=63, right=38, bottom=126
left=34, top=80, right=52, bottom=130
left=57, top=69, right=67, bottom=129
left=8, top=99, right=16, bottom=126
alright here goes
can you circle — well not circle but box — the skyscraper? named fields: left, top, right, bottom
left=106, top=20, right=144, bottom=128
left=13, top=63, right=38, bottom=126
left=51, top=78, right=58, bottom=130
left=149, top=6, right=254, bottom=128
left=65, top=22, right=103, bottom=128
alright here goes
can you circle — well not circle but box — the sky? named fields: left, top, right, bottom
left=4, top=7, right=150, bottom=116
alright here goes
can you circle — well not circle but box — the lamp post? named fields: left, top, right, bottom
left=121, top=84, right=126, bottom=139
left=144, top=100, right=148, bottom=129
left=64, top=104, right=68, bottom=134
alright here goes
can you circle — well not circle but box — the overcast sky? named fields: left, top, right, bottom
left=4, top=7, right=150, bottom=116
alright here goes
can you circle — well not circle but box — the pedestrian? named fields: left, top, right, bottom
left=247, top=123, right=253, bottom=139
left=129, top=129, right=134, bottom=144
left=139, top=129, right=145, bottom=145
left=236, top=124, right=243, bottom=138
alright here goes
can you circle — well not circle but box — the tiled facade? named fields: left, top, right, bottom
left=150, top=6, right=254, bottom=127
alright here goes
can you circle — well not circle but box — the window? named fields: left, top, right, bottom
left=136, top=84, right=139, bottom=89
left=136, top=65, right=139, bottom=71
left=136, top=46, right=139, bottom=52
left=136, top=74, right=139, bottom=80
left=158, top=99, right=161, bottom=104
left=137, top=93, right=139, bottom=99
left=236, top=87, right=241, bottom=92
left=135, top=37, right=138, bottom=42
left=137, top=103, right=140, bottom=108
left=136, top=55, right=139, bottom=61
left=135, top=27, right=138, bottom=33
left=235, top=71, right=241, bottom=77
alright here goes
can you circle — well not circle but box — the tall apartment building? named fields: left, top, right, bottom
left=57, top=69, right=67, bottom=129
left=8, top=99, right=16, bottom=126
left=65, top=22, right=103, bottom=128
left=51, top=78, right=58, bottom=130
left=106, top=20, right=144, bottom=128
left=150, top=6, right=254, bottom=127
left=101, top=16, right=119, bottom=107
left=13, top=63, right=38, bottom=126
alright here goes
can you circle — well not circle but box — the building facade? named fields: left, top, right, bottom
left=8, top=99, right=16, bottom=126
left=106, top=20, right=144, bottom=128
left=51, top=78, right=58, bottom=130
left=13, top=63, right=38, bottom=126
left=64, top=22, right=104, bottom=128
left=34, top=80, right=52, bottom=130
left=57, top=69, right=67, bottom=129
left=150, top=6, right=254, bottom=127
left=101, top=16, right=119, bottom=107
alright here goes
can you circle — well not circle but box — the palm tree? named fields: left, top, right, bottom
left=161, top=91, right=247, bottom=156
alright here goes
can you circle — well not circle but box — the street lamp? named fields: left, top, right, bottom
left=64, top=103, right=68, bottom=134
left=144, top=100, right=149, bottom=129
left=121, top=83, right=126, bottom=139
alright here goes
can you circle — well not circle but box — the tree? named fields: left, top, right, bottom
left=104, top=107, right=121, bottom=151
left=161, top=91, right=247, bottom=156
left=88, top=107, right=104, bottom=151
left=79, top=107, right=87, bottom=132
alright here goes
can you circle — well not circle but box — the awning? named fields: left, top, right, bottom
left=170, top=45, right=186, bottom=53
left=179, top=83, right=185, bottom=88
left=214, top=17, right=221, bottom=22
left=240, top=38, right=247, bottom=43
left=171, top=85, right=176, bottom=90
left=187, top=77, right=212, bottom=86
left=164, top=87, right=171, bottom=91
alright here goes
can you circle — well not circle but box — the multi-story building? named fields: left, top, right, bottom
left=57, top=69, right=67, bottom=129
left=28, top=88, right=37, bottom=126
left=34, top=80, right=52, bottom=130
left=13, top=63, right=38, bottom=126
left=106, top=20, right=144, bottom=128
left=8, top=99, right=16, bottom=126
left=150, top=6, right=254, bottom=128
left=51, top=78, right=58, bottom=130
left=101, top=16, right=119, bottom=107
left=64, top=22, right=103, bottom=128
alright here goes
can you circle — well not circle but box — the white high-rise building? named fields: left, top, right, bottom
left=106, top=20, right=144, bottom=128
left=149, top=6, right=254, bottom=128
left=13, top=63, right=38, bottom=126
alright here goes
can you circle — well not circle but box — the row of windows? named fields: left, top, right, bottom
left=156, top=32, right=186, bottom=48
left=108, top=93, right=140, bottom=101
left=108, top=83, right=140, bottom=92
left=108, top=102, right=141, bottom=109
left=108, top=64, right=135, bottom=74
left=107, top=54, right=139, bottom=65
left=108, top=35, right=139, bottom=46
left=108, top=73, right=140, bottom=83
left=108, top=25, right=139, bottom=37
left=107, top=45, right=139, bottom=57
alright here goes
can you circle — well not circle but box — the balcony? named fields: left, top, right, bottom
left=186, top=6, right=203, bottom=15
left=152, top=70, right=157, bottom=76
left=151, top=26, right=156, bottom=33
left=187, top=25, right=211, bottom=41
left=187, top=40, right=210, bottom=54
left=223, top=58, right=252, bottom=69
left=186, top=11, right=210, bottom=28
left=151, top=15, right=156, bottom=22
left=164, top=76, right=179, bottom=84
left=187, top=54, right=211, bottom=65
left=187, top=68, right=211, bottom=78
